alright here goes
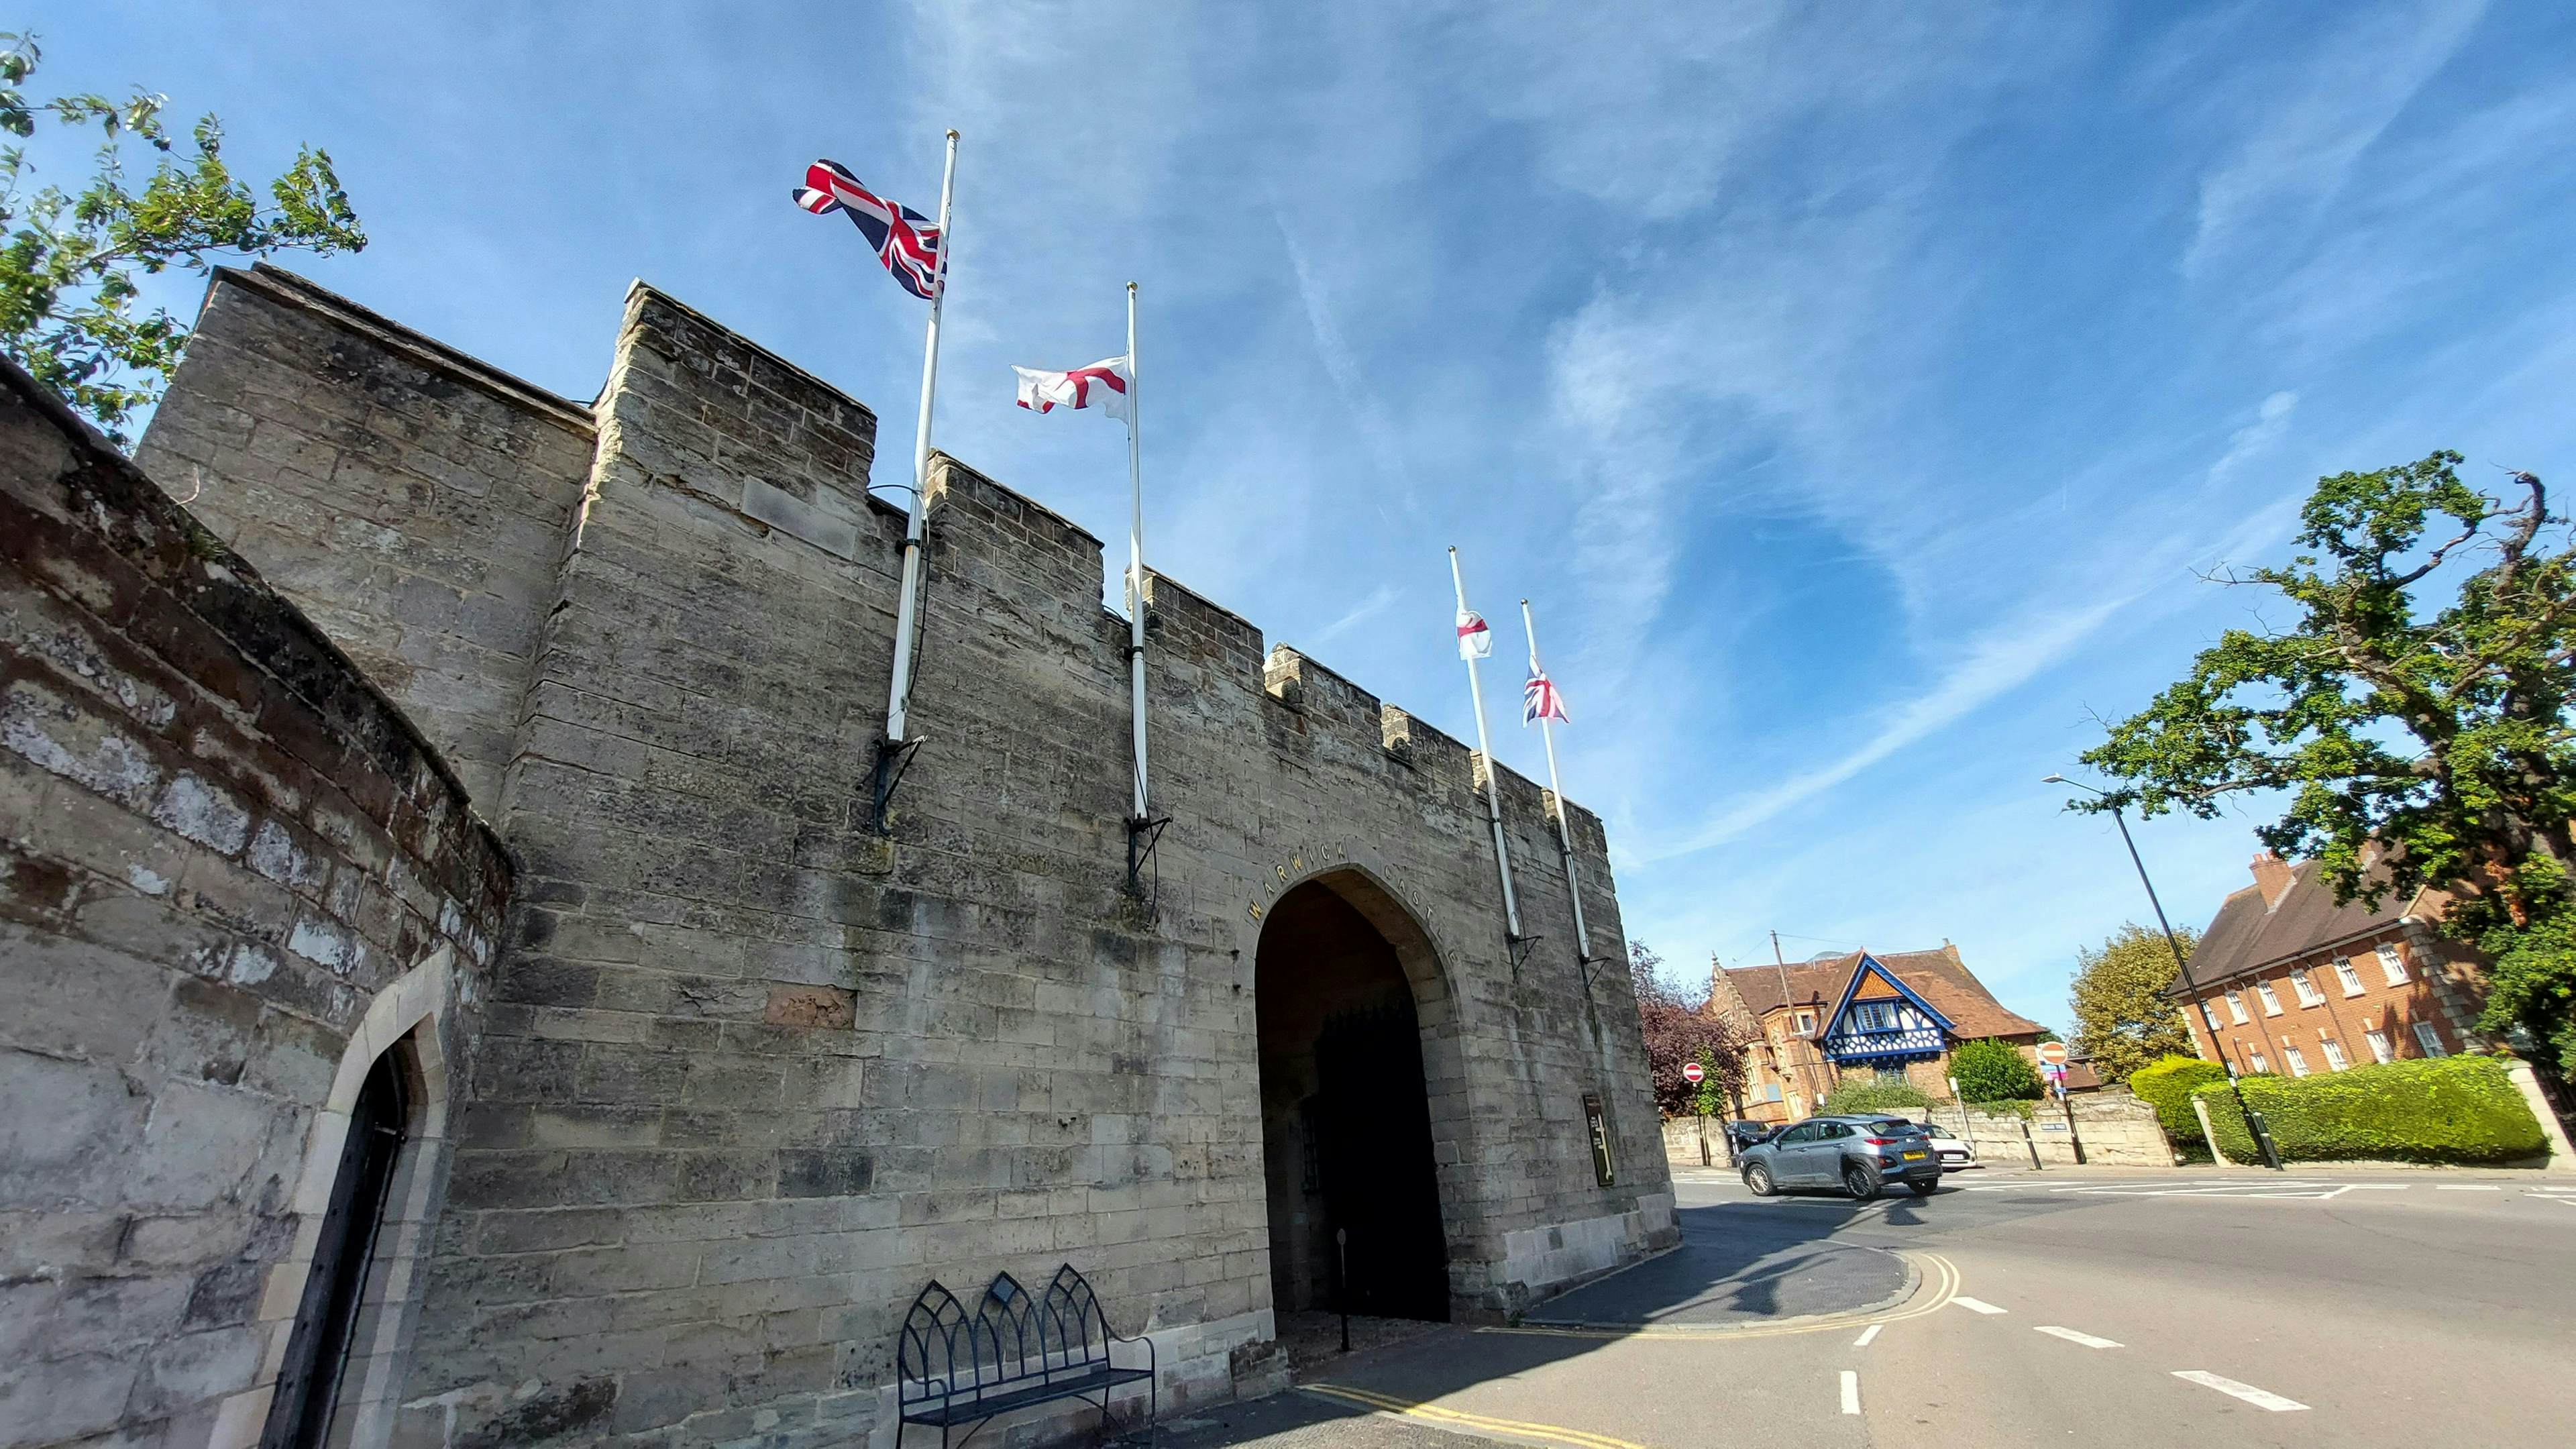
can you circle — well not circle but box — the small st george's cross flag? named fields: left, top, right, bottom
left=792, top=160, right=943, bottom=299
left=1456, top=608, right=1493, bottom=660
left=1523, top=669, right=1569, bottom=725
left=1013, top=358, right=1132, bottom=422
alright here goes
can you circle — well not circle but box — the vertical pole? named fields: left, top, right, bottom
left=883, top=130, right=959, bottom=749
left=1124, top=282, right=1148, bottom=824
left=1448, top=548, right=1523, bottom=941
left=1519, top=600, right=1591, bottom=963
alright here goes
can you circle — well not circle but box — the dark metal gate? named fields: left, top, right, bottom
left=1313, top=1005, right=1450, bottom=1321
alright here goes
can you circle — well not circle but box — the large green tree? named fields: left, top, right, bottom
left=2069, top=922, right=2199, bottom=1083
left=2079, top=453, right=2576, bottom=1079
left=0, top=32, right=363, bottom=444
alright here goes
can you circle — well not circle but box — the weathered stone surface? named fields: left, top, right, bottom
left=9, top=264, right=1673, bottom=1449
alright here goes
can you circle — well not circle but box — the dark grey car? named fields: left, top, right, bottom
left=1738, top=1115, right=1941, bottom=1199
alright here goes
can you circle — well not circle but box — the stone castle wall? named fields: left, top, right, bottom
left=98, top=265, right=1674, bottom=1449
left=1, top=362, right=512, bottom=1448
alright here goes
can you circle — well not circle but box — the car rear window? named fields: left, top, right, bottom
left=1868, top=1120, right=1927, bottom=1136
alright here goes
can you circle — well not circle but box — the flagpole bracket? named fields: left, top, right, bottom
left=1124, top=813, right=1172, bottom=914
left=1507, top=932, right=1544, bottom=972
left=869, top=736, right=924, bottom=836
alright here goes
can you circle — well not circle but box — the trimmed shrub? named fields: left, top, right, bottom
left=1951, top=1038, right=2043, bottom=1103
left=2190, top=1055, right=2548, bottom=1165
left=1823, top=1080, right=1930, bottom=1115
left=2130, top=1055, right=2229, bottom=1162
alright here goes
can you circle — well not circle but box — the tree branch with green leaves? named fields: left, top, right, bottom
left=0, top=31, right=364, bottom=445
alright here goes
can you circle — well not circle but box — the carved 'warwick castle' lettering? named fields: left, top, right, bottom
left=0, top=263, right=1668, bottom=1449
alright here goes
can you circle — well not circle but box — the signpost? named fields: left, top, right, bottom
left=1684, top=1061, right=1709, bottom=1166
left=2036, top=1043, right=2086, bottom=1164
left=2036, top=1041, right=2070, bottom=1068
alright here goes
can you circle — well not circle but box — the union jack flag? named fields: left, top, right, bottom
left=793, top=160, right=943, bottom=299
left=1523, top=669, right=1569, bottom=725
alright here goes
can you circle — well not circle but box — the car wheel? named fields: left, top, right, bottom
left=1743, top=1163, right=1774, bottom=1197
left=1842, top=1162, right=1878, bottom=1200
left=1909, top=1179, right=1937, bottom=1197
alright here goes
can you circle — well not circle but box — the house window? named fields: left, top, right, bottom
left=2412, top=1022, right=2448, bottom=1058
left=2376, top=945, right=2409, bottom=985
left=1794, top=1010, right=1815, bottom=1034
left=2257, top=983, right=2284, bottom=1016
left=1764, top=1083, right=1783, bottom=1102
left=2247, top=1048, right=2270, bottom=1073
left=2290, top=968, right=2325, bottom=1006
left=2333, top=958, right=2366, bottom=996
left=2225, top=991, right=2249, bottom=1024
left=2320, top=1036, right=2349, bottom=1071
left=1851, top=1002, right=1898, bottom=1032
left=2365, top=1028, right=2394, bottom=1063
left=2284, top=1044, right=2310, bottom=1077
left=2202, top=998, right=2229, bottom=1029
left=1876, top=1063, right=1909, bottom=1085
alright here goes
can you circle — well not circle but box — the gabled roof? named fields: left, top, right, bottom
left=2173, top=859, right=2443, bottom=996
left=1722, top=946, right=2043, bottom=1041
left=1824, top=953, right=1955, bottom=1034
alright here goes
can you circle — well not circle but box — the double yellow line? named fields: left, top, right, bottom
left=1479, top=1250, right=1962, bottom=1344
left=1299, top=1383, right=1651, bottom=1449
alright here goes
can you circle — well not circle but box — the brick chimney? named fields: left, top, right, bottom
left=2251, top=849, right=2297, bottom=909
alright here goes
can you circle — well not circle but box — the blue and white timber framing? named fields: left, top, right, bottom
left=1815, top=953, right=1954, bottom=1065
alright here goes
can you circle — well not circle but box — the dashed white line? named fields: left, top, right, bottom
left=2173, top=1371, right=2308, bottom=1411
left=2436, top=1184, right=2502, bottom=1191
left=2033, top=1325, right=2122, bottom=1348
left=1951, top=1297, right=2008, bottom=1315
left=1839, top=1370, right=1861, bottom=1415
left=2344, top=1183, right=2408, bottom=1190
left=1852, top=1324, right=1882, bottom=1348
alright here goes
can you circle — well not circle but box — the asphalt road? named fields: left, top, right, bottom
left=1173, top=1164, right=2576, bottom=1449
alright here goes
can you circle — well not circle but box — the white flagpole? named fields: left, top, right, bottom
left=1124, top=282, right=1149, bottom=822
left=883, top=129, right=959, bottom=749
left=1450, top=547, right=1523, bottom=942
left=1521, top=598, right=1591, bottom=963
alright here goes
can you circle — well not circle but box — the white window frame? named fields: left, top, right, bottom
left=2225, top=991, right=2249, bottom=1024
left=2247, top=1049, right=2270, bottom=1074
left=2320, top=1036, right=2349, bottom=1071
left=2376, top=945, right=2409, bottom=985
left=2412, top=1021, right=2448, bottom=1058
left=2333, top=957, right=2366, bottom=997
left=1794, top=1010, right=1816, bottom=1034
left=2365, top=1028, right=2393, bottom=1064
left=2284, top=1044, right=2310, bottom=1077
left=2257, top=982, right=2284, bottom=1016
left=2290, top=967, right=2325, bottom=1007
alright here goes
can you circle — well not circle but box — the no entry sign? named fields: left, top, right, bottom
left=2037, top=1041, right=2070, bottom=1067
left=1682, top=1061, right=1705, bottom=1085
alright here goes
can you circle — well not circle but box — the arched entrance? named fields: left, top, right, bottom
left=1255, top=874, right=1450, bottom=1322
left=264, top=1044, right=412, bottom=1448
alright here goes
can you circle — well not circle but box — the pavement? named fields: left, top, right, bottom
left=1167, top=1163, right=2576, bottom=1448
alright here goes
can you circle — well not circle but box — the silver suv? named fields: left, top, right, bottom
left=1739, top=1115, right=1941, bottom=1199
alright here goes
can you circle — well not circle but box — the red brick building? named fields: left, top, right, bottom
left=2171, top=851, right=2493, bottom=1077
left=1714, top=946, right=2074, bottom=1124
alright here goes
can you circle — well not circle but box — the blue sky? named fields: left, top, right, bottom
left=51, top=1, right=2576, bottom=1030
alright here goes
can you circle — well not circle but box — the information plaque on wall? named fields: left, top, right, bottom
left=1583, top=1091, right=1616, bottom=1186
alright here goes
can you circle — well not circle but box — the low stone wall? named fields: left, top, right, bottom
left=1662, top=1093, right=2180, bottom=1172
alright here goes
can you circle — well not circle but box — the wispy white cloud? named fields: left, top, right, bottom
left=1274, top=212, right=1415, bottom=515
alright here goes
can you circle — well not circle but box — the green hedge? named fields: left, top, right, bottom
left=2130, top=1056, right=2229, bottom=1162
left=1823, top=1081, right=1930, bottom=1114
left=2190, top=1055, right=2547, bottom=1165
left=1952, top=1038, right=2043, bottom=1102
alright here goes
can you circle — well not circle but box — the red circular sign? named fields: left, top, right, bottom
left=1682, top=1061, right=1705, bottom=1084
left=2037, top=1041, right=2070, bottom=1067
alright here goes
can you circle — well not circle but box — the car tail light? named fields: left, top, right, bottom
left=1864, top=1137, right=1894, bottom=1146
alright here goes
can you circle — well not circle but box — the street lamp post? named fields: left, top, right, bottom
left=2044, top=774, right=2284, bottom=1172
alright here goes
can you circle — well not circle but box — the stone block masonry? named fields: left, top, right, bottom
left=73, top=266, right=1679, bottom=1449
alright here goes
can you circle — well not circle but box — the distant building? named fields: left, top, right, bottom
left=1713, top=945, right=2067, bottom=1123
left=2169, top=850, right=2493, bottom=1077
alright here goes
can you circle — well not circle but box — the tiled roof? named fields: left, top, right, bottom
left=2170, top=861, right=2439, bottom=997
left=1723, top=947, right=2043, bottom=1042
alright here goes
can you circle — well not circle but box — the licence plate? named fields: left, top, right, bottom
left=1901, top=1150, right=1928, bottom=1161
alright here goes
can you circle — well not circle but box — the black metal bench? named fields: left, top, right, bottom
left=898, top=1264, right=1157, bottom=1449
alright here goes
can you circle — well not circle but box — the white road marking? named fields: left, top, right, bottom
left=1951, top=1297, right=2007, bottom=1315
left=2173, top=1371, right=2308, bottom=1411
left=2034, top=1326, right=2123, bottom=1348
left=2436, top=1184, right=2502, bottom=1191
left=2344, top=1183, right=2408, bottom=1190
left=1852, top=1324, right=1882, bottom=1348
left=1839, top=1370, right=1861, bottom=1415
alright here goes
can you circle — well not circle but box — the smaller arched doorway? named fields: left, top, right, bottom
left=1254, top=875, right=1450, bottom=1322
left=264, top=1044, right=412, bottom=1448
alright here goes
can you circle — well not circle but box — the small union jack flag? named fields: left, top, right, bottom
left=793, top=160, right=943, bottom=299
left=1523, top=669, right=1569, bottom=725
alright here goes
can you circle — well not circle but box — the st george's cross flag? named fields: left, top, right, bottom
left=1013, top=358, right=1132, bottom=422
left=1456, top=608, right=1493, bottom=661
left=1523, top=669, right=1569, bottom=725
left=792, top=160, right=943, bottom=299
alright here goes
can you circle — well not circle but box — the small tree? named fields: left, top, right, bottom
left=0, top=32, right=365, bottom=443
left=1951, top=1038, right=2043, bottom=1103
left=1630, top=941, right=1758, bottom=1118
left=2070, top=923, right=2200, bottom=1083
